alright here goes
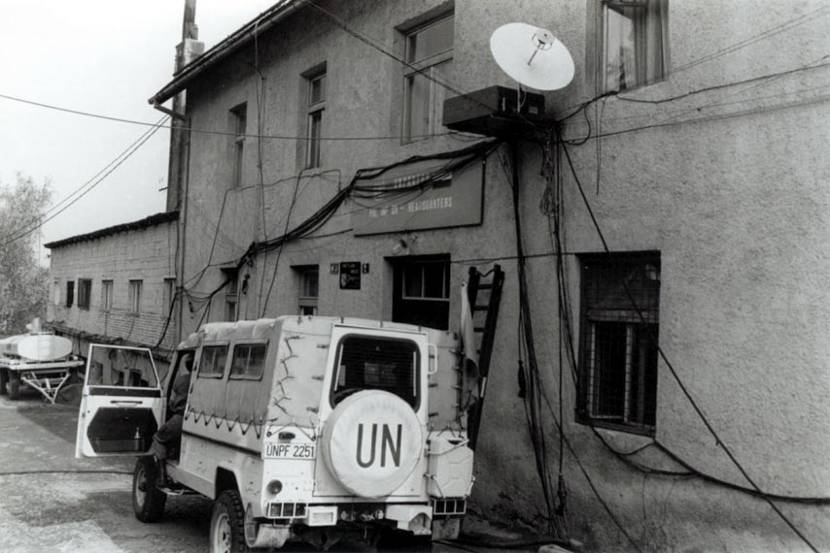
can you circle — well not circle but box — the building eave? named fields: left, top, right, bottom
left=44, top=211, right=178, bottom=249
left=148, top=0, right=306, bottom=106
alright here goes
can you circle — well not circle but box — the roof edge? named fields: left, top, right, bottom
left=44, top=211, right=178, bottom=249
left=148, top=0, right=305, bottom=106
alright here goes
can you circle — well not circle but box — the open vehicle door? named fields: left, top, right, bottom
left=75, top=344, right=162, bottom=458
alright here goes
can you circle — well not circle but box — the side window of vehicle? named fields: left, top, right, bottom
left=229, top=343, right=267, bottom=380
left=198, top=345, right=228, bottom=379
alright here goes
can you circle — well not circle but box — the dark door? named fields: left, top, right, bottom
left=391, top=255, right=450, bottom=330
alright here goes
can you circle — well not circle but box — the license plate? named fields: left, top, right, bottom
left=263, top=442, right=316, bottom=460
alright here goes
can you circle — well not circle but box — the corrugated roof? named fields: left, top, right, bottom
left=44, top=211, right=178, bottom=249
left=148, top=0, right=304, bottom=106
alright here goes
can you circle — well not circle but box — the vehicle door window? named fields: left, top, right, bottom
left=331, top=336, right=419, bottom=408
left=198, top=345, right=228, bottom=378
left=229, top=343, right=267, bottom=380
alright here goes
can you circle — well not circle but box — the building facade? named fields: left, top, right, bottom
left=45, top=212, right=179, bottom=367
left=148, top=1, right=830, bottom=551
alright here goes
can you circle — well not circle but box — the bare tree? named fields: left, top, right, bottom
left=0, top=174, right=51, bottom=335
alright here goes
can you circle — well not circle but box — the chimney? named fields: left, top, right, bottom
left=175, top=0, right=204, bottom=73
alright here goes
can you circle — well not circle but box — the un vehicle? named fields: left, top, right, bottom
left=75, top=317, right=477, bottom=551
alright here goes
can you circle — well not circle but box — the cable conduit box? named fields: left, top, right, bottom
left=443, top=86, right=545, bottom=138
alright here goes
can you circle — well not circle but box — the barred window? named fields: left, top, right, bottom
left=578, top=253, right=660, bottom=434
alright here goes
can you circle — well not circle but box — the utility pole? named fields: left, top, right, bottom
left=170, top=0, right=204, bottom=350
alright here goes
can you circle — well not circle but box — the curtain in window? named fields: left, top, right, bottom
left=603, top=0, right=668, bottom=91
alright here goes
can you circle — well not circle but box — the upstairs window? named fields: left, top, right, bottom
left=601, top=0, right=668, bottom=92
left=163, top=277, right=176, bottom=314
left=128, top=280, right=143, bottom=314
left=65, top=281, right=75, bottom=308
left=101, top=280, right=113, bottom=312
left=230, top=103, right=247, bottom=188
left=402, top=12, right=454, bottom=141
left=578, top=253, right=660, bottom=434
left=77, top=279, right=92, bottom=310
left=304, top=67, right=326, bottom=168
left=53, top=279, right=61, bottom=306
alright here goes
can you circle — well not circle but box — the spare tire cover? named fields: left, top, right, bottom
left=321, top=390, right=424, bottom=498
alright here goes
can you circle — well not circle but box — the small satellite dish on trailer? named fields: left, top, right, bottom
left=490, top=22, right=575, bottom=91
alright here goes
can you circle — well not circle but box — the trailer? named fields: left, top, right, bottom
left=0, top=333, right=84, bottom=403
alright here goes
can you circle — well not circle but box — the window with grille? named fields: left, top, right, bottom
left=294, top=265, right=319, bottom=315
left=578, top=253, right=660, bottom=434
left=101, top=280, right=113, bottom=312
left=331, top=336, right=419, bottom=408
left=229, top=343, right=267, bottom=380
left=198, top=345, right=228, bottom=379
left=128, top=280, right=143, bottom=314
left=304, top=67, right=325, bottom=168
left=402, top=12, right=454, bottom=141
left=601, top=0, right=668, bottom=93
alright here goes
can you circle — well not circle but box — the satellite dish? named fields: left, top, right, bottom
left=490, top=22, right=575, bottom=91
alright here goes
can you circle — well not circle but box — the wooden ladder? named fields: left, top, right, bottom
left=465, top=264, right=505, bottom=449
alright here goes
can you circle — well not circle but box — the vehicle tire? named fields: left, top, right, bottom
left=132, top=458, right=166, bottom=522
left=7, top=374, right=20, bottom=400
left=0, top=369, right=7, bottom=396
left=210, top=489, right=250, bottom=553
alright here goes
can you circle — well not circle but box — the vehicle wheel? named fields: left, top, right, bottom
left=0, top=369, right=7, bottom=396
left=7, top=374, right=20, bottom=400
left=132, top=457, right=166, bottom=522
left=210, top=489, right=250, bottom=553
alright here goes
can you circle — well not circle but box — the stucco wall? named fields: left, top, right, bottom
left=172, top=0, right=830, bottom=551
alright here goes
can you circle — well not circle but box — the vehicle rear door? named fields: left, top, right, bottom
left=75, top=344, right=163, bottom=458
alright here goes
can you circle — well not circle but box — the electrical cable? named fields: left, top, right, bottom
left=560, top=140, right=821, bottom=553
left=0, top=117, right=168, bottom=246
left=260, top=171, right=304, bottom=317
left=557, top=6, right=829, bottom=123
left=0, top=92, right=454, bottom=142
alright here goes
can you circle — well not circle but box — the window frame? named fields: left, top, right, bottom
left=65, top=280, right=75, bottom=308
left=77, top=279, right=92, bottom=310
left=400, top=259, right=450, bottom=302
left=576, top=252, right=661, bottom=436
left=228, top=342, right=268, bottom=381
left=220, top=268, right=238, bottom=322
left=401, top=11, right=454, bottom=142
left=197, top=344, right=229, bottom=380
left=128, top=279, right=143, bottom=314
left=329, top=333, right=421, bottom=411
left=101, top=279, right=113, bottom=312
left=304, top=67, right=326, bottom=169
left=230, top=102, right=247, bottom=188
left=294, top=265, right=319, bottom=316
left=600, top=0, right=669, bottom=93
left=162, top=277, right=176, bottom=314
